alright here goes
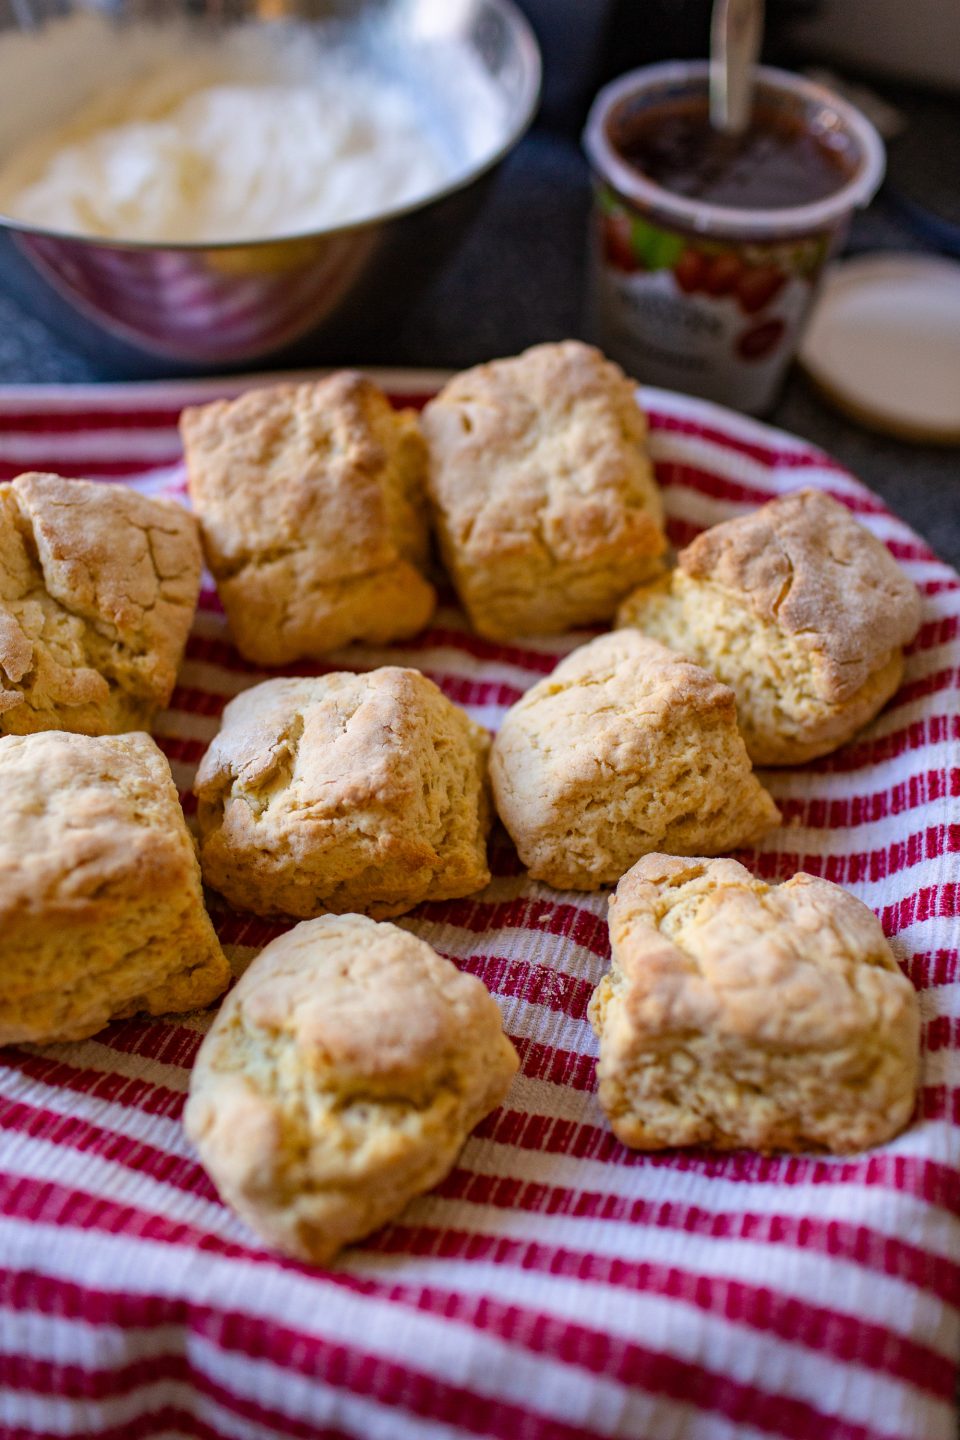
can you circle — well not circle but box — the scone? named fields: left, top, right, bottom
left=0, top=471, right=202, bottom=735
left=490, top=630, right=780, bottom=890
left=617, top=487, right=922, bottom=765
left=421, top=340, right=666, bottom=639
left=184, top=913, right=518, bottom=1264
left=195, top=667, right=491, bottom=918
left=0, top=730, right=229, bottom=1044
left=181, top=372, right=436, bottom=665
left=590, top=854, right=921, bottom=1153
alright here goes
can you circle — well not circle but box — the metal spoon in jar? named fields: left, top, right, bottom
left=710, top=0, right=765, bottom=135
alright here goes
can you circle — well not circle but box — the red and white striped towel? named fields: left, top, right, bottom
left=0, top=372, right=956, bottom=1440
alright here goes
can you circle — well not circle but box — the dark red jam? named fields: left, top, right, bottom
left=607, top=96, right=855, bottom=210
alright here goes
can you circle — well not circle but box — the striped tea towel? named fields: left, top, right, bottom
left=0, top=372, right=956, bottom=1440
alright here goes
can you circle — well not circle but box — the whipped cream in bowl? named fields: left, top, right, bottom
left=0, top=66, right=452, bottom=245
left=0, top=1, right=540, bottom=370
left=0, top=10, right=520, bottom=246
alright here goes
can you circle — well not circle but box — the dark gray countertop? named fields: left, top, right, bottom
left=0, top=127, right=957, bottom=569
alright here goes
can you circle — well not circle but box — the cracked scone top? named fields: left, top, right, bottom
left=0, top=730, right=229, bottom=1044
left=421, top=341, right=666, bottom=639
left=181, top=372, right=436, bottom=665
left=490, top=630, right=780, bottom=890
left=590, top=854, right=921, bottom=1153
left=0, top=471, right=202, bottom=735
left=617, top=487, right=922, bottom=765
left=195, top=667, right=492, bottom=918
left=184, top=913, right=518, bottom=1264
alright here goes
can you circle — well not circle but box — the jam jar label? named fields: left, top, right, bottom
left=589, top=187, right=832, bottom=413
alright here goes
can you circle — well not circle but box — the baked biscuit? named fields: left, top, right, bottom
left=181, top=372, right=436, bottom=665
left=421, top=341, right=666, bottom=639
left=617, top=487, right=922, bottom=765
left=184, top=913, right=518, bottom=1264
left=0, top=472, right=202, bottom=735
left=590, top=854, right=920, bottom=1153
left=195, top=667, right=491, bottom=918
left=0, top=730, right=229, bottom=1044
left=490, top=631, right=779, bottom=890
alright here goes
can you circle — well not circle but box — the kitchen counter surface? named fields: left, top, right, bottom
left=0, top=125, right=956, bottom=569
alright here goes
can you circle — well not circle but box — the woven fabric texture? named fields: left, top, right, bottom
left=0, top=374, right=956, bottom=1440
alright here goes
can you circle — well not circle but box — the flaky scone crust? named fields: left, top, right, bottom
left=0, top=472, right=202, bottom=735
left=0, top=730, right=229, bottom=1043
left=617, top=488, right=922, bottom=765
left=184, top=913, right=518, bottom=1264
left=490, top=631, right=780, bottom=890
left=422, top=341, right=666, bottom=639
left=195, top=667, right=492, bottom=918
left=590, top=854, right=920, bottom=1153
left=181, top=372, right=436, bottom=664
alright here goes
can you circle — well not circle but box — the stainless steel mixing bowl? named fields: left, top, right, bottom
left=0, top=0, right=541, bottom=375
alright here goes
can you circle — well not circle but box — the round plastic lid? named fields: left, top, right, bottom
left=799, top=252, right=960, bottom=444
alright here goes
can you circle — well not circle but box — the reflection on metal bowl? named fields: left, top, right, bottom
left=0, top=0, right=541, bottom=376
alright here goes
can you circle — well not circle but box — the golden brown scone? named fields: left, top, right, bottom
left=617, top=487, right=922, bottom=765
left=490, top=631, right=779, bottom=891
left=184, top=913, right=518, bottom=1264
left=195, top=668, right=491, bottom=919
left=0, top=730, right=229, bottom=1044
left=0, top=472, right=202, bottom=735
left=590, top=854, right=921, bottom=1153
left=181, top=372, right=436, bottom=665
left=421, top=341, right=666, bottom=639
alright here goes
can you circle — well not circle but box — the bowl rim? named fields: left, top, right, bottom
left=0, top=0, right=542, bottom=253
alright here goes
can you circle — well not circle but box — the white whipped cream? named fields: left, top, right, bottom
left=0, top=62, right=453, bottom=244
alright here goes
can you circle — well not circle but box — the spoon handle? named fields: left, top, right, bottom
left=710, top=0, right=765, bottom=136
